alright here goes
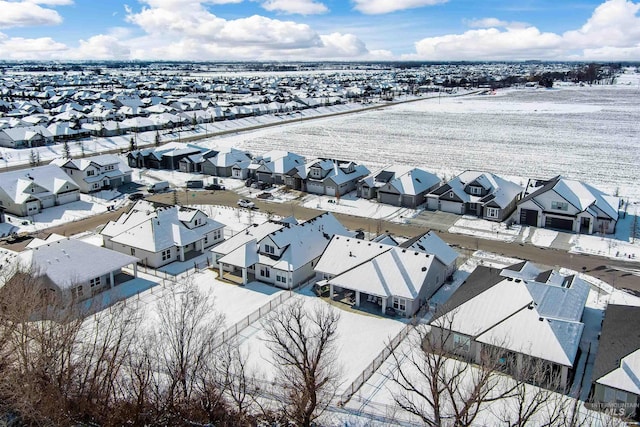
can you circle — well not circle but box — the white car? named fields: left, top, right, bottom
left=237, top=199, right=256, bottom=209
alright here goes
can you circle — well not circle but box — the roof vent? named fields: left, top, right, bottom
left=421, top=267, right=427, bottom=272
left=507, top=277, right=513, bottom=281
left=514, top=279, right=521, bottom=283
left=538, top=317, right=544, bottom=322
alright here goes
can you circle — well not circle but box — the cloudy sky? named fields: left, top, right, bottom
left=0, top=0, right=639, bottom=61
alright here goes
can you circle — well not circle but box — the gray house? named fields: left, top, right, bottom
left=53, top=154, right=132, bottom=193
left=590, top=305, right=640, bottom=420
left=430, top=261, right=589, bottom=390
left=426, top=170, right=523, bottom=221
left=360, top=166, right=441, bottom=208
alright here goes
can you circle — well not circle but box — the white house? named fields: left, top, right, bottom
left=431, top=261, right=590, bottom=389
left=517, top=176, right=619, bottom=234
left=52, top=154, right=132, bottom=193
left=101, top=200, right=225, bottom=268
left=214, top=212, right=352, bottom=288
left=14, top=235, right=139, bottom=303
left=0, top=165, right=80, bottom=217
left=314, top=232, right=458, bottom=317
left=247, top=150, right=305, bottom=185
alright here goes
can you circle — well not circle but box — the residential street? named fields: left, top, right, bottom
left=6, top=188, right=639, bottom=293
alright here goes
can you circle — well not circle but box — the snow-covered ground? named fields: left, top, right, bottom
left=448, top=216, right=522, bottom=242
left=531, top=229, right=559, bottom=247
left=300, top=192, right=419, bottom=223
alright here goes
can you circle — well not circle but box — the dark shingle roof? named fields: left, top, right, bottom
left=592, top=305, right=640, bottom=383
left=431, top=265, right=504, bottom=321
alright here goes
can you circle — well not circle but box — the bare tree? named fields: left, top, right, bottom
left=387, top=312, right=520, bottom=427
left=152, top=282, right=225, bottom=419
left=263, top=297, right=341, bottom=427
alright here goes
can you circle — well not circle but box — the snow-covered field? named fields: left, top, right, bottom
left=214, top=84, right=639, bottom=202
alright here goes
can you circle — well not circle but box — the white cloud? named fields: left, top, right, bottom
left=0, top=1, right=64, bottom=28
left=352, top=0, right=448, bottom=15
left=406, top=0, right=640, bottom=60
left=563, top=0, right=640, bottom=48
left=67, top=34, right=131, bottom=60
left=464, top=17, right=529, bottom=30
left=122, top=0, right=373, bottom=59
left=261, top=0, right=328, bottom=15
left=25, top=0, right=74, bottom=5
left=0, top=32, right=67, bottom=59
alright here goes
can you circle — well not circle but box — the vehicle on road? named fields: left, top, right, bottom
left=237, top=199, right=256, bottom=209
left=205, top=183, right=226, bottom=190
left=147, top=181, right=170, bottom=193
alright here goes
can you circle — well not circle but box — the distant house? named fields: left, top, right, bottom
left=53, top=154, right=132, bottom=193
left=101, top=200, right=225, bottom=268
left=0, top=125, right=54, bottom=148
left=314, top=231, right=457, bottom=317
left=358, top=166, right=441, bottom=208
left=517, top=176, right=619, bottom=234
left=590, top=304, right=640, bottom=420
left=431, top=261, right=589, bottom=389
left=127, top=143, right=207, bottom=170
left=0, top=165, right=80, bottom=216
left=286, top=158, right=370, bottom=196
left=200, top=148, right=253, bottom=178
left=426, top=170, right=523, bottom=221
left=247, top=150, right=305, bottom=185
left=9, top=235, right=139, bottom=303
left=214, top=212, right=351, bottom=288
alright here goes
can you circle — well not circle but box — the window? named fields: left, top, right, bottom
left=393, top=297, right=406, bottom=312
left=265, top=244, right=275, bottom=254
left=551, top=201, right=568, bottom=211
left=213, top=229, right=222, bottom=240
left=92, top=183, right=100, bottom=189
left=161, top=248, right=171, bottom=261
left=469, top=186, right=482, bottom=195
left=486, top=207, right=500, bottom=218
left=604, top=387, right=627, bottom=403
left=130, top=248, right=136, bottom=256
left=453, top=333, right=471, bottom=353
left=276, top=274, right=287, bottom=284
left=90, top=277, right=101, bottom=289
left=194, top=218, right=202, bottom=226
left=105, top=165, right=115, bottom=171
left=260, top=267, right=271, bottom=278
left=87, top=169, right=95, bottom=176
left=71, top=285, right=83, bottom=300
left=204, top=235, right=208, bottom=245
left=448, top=191, right=454, bottom=198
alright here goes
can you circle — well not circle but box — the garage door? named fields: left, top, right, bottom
left=57, top=191, right=79, bottom=205
left=306, top=181, right=325, bottom=195
left=379, top=191, right=401, bottom=206
left=325, top=186, right=336, bottom=197
left=520, top=209, right=538, bottom=226
left=545, top=216, right=574, bottom=231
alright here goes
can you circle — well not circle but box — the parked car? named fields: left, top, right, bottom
left=313, top=283, right=330, bottom=297
left=205, top=183, right=226, bottom=190
left=237, top=199, right=256, bottom=209
left=147, top=181, right=170, bottom=193
left=128, top=192, right=145, bottom=201
left=186, top=179, right=204, bottom=189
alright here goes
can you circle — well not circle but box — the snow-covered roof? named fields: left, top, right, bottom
left=102, top=201, right=224, bottom=253
left=521, top=176, right=619, bottom=220
left=0, top=164, right=79, bottom=204
left=18, top=237, right=139, bottom=290
left=435, top=264, right=588, bottom=367
left=598, top=349, right=640, bottom=395
left=212, top=221, right=284, bottom=257
left=402, top=231, right=459, bottom=267
left=433, top=170, right=523, bottom=208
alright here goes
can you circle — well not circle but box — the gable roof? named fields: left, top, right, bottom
left=433, top=262, right=589, bottom=367
left=0, top=164, right=79, bottom=204
left=520, top=176, right=619, bottom=220
left=592, top=305, right=640, bottom=393
left=18, top=237, right=138, bottom=290
left=430, top=170, right=523, bottom=208
left=101, top=201, right=224, bottom=252
left=400, top=231, right=459, bottom=267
